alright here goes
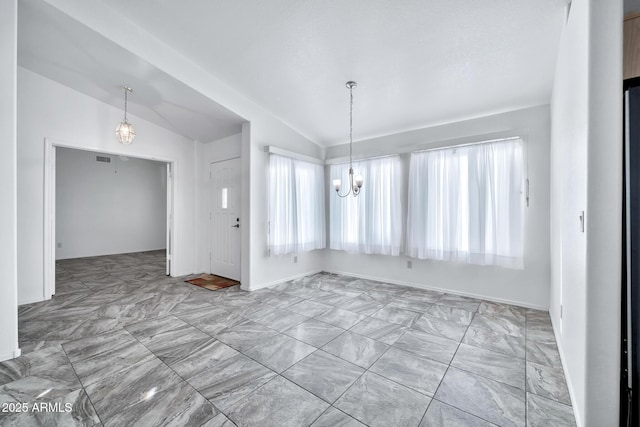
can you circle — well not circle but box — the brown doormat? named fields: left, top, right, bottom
left=185, top=274, right=240, bottom=291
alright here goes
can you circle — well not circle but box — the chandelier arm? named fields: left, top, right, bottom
left=335, top=169, right=354, bottom=198
left=335, top=187, right=352, bottom=198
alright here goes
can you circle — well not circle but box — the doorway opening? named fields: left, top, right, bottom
left=43, top=139, right=176, bottom=299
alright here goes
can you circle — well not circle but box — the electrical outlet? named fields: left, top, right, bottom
left=407, top=260, right=412, bottom=269
left=293, top=255, right=298, bottom=263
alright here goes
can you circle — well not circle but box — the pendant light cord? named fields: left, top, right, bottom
left=124, top=88, right=128, bottom=122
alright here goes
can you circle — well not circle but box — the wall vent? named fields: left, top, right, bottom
left=96, top=156, right=111, bottom=163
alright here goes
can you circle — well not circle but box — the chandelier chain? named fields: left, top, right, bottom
left=333, top=81, right=361, bottom=198
left=349, top=85, right=353, bottom=166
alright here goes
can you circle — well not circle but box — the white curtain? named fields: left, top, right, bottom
left=330, top=156, right=402, bottom=255
left=269, top=154, right=325, bottom=255
left=406, top=139, right=524, bottom=268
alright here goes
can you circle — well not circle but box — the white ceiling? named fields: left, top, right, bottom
left=18, top=0, right=567, bottom=146
left=17, top=0, right=245, bottom=142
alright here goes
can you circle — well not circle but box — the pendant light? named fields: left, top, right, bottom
left=115, top=85, right=136, bottom=145
left=333, top=81, right=363, bottom=197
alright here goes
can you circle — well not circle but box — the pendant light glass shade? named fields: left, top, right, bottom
left=116, top=86, right=135, bottom=145
left=115, top=120, right=135, bottom=145
left=354, top=174, right=364, bottom=189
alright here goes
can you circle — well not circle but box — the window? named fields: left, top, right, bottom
left=268, top=154, right=325, bottom=255
left=330, top=156, right=402, bottom=255
left=221, top=188, right=228, bottom=209
left=406, top=138, right=524, bottom=268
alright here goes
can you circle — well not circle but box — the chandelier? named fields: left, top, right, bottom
left=115, top=85, right=136, bottom=145
left=332, top=81, right=363, bottom=197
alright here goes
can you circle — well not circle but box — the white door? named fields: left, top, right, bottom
left=210, top=158, right=241, bottom=281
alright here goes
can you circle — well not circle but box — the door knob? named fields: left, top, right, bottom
left=231, top=224, right=240, bottom=228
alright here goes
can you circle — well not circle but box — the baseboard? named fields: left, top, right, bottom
left=243, top=269, right=323, bottom=292
left=0, top=347, right=21, bottom=362
left=56, top=248, right=167, bottom=261
left=323, top=268, right=548, bottom=310
left=550, top=316, right=583, bottom=427
left=18, top=295, right=51, bottom=306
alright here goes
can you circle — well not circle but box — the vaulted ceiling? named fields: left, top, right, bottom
left=18, top=0, right=246, bottom=142
left=18, top=0, right=567, bottom=145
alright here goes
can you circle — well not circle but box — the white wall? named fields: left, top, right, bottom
left=549, top=0, right=622, bottom=425
left=584, top=0, right=623, bottom=424
left=0, top=0, right=20, bottom=361
left=55, top=147, right=167, bottom=260
left=17, top=67, right=197, bottom=305
left=195, top=133, right=242, bottom=273
left=324, top=106, right=551, bottom=309
left=244, top=117, right=327, bottom=290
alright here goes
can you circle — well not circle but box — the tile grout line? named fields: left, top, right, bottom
left=51, top=260, right=162, bottom=427
left=68, top=260, right=234, bottom=425
left=299, top=277, right=395, bottom=426
left=421, top=301, right=466, bottom=422
left=160, top=302, right=351, bottom=424
left=417, top=300, right=505, bottom=427
left=122, top=318, right=237, bottom=425
left=275, top=282, right=493, bottom=426
left=70, top=284, right=316, bottom=422
left=525, top=308, right=529, bottom=425
left=259, top=276, right=380, bottom=427
left=60, top=327, right=110, bottom=427
left=322, top=299, right=426, bottom=425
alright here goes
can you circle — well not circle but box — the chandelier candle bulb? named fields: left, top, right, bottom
left=333, top=179, right=342, bottom=192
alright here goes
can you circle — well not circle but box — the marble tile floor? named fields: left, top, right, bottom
left=0, top=250, right=577, bottom=426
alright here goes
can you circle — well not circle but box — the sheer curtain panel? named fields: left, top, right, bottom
left=269, top=154, right=325, bottom=255
left=406, top=138, right=524, bottom=268
left=330, top=156, right=402, bottom=255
